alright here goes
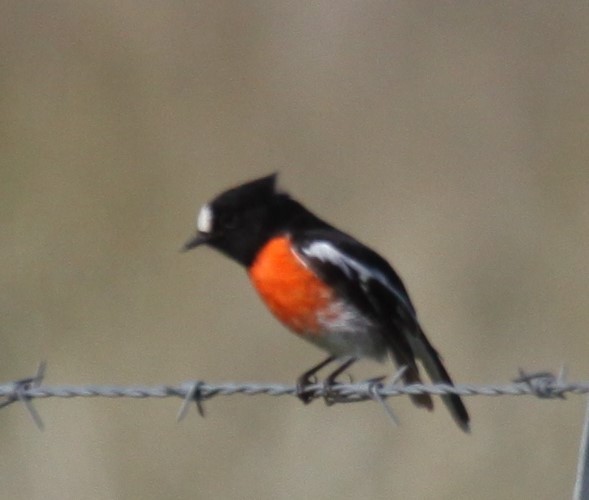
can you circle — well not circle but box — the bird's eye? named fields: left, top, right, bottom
left=222, top=213, right=239, bottom=230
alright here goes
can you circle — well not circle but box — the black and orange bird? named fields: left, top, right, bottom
left=183, top=174, right=469, bottom=431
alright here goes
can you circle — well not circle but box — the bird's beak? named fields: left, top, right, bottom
left=182, top=233, right=210, bottom=252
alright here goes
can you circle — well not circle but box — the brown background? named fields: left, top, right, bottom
left=2, top=2, right=589, bottom=499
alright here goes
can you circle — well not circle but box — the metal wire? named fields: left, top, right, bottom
left=1, top=362, right=586, bottom=427
left=3, top=362, right=587, bottom=495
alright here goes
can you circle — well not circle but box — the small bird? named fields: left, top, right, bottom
left=184, top=174, right=469, bottom=431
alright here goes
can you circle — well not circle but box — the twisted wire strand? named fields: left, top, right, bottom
left=2, top=380, right=588, bottom=401
left=0, top=363, right=585, bottom=407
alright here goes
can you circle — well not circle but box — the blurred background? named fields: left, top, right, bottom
left=1, top=2, right=588, bottom=499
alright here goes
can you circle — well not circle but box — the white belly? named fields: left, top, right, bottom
left=305, top=299, right=387, bottom=360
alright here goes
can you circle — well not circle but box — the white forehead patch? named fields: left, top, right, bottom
left=196, top=204, right=213, bottom=233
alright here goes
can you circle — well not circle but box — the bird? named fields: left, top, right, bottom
left=183, top=173, right=470, bottom=431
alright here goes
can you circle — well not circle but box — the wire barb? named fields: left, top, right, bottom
left=0, top=361, right=46, bottom=430
left=176, top=381, right=206, bottom=421
left=514, top=368, right=568, bottom=399
left=369, top=366, right=408, bottom=426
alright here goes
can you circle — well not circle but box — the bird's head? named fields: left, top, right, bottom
left=183, top=173, right=288, bottom=266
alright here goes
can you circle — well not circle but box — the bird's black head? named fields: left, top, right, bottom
left=183, top=173, right=310, bottom=266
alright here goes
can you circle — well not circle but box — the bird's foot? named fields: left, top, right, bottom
left=296, top=374, right=319, bottom=404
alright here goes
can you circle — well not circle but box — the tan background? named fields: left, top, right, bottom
left=2, top=2, right=589, bottom=499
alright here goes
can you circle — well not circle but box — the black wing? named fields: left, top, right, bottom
left=293, top=229, right=470, bottom=431
left=293, top=229, right=433, bottom=409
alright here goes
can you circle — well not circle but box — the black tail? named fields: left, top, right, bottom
left=387, top=347, right=434, bottom=411
left=409, top=329, right=470, bottom=432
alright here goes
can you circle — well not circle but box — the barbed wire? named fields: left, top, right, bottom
left=3, top=362, right=589, bottom=498
left=1, top=362, right=587, bottom=430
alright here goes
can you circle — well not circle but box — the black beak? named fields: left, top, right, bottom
left=182, top=233, right=210, bottom=252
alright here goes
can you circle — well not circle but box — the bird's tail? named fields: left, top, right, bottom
left=387, top=346, right=434, bottom=411
left=409, top=329, right=470, bottom=432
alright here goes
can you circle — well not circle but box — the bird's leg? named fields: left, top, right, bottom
left=296, top=355, right=336, bottom=404
left=323, top=357, right=357, bottom=405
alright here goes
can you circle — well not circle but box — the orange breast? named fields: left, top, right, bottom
left=248, top=236, right=332, bottom=335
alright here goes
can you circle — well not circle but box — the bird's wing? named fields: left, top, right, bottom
left=294, top=231, right=418, bottom=327
left=293, top=231, right=433, bottom=409
left=294, top=231, right=470, bottom=430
